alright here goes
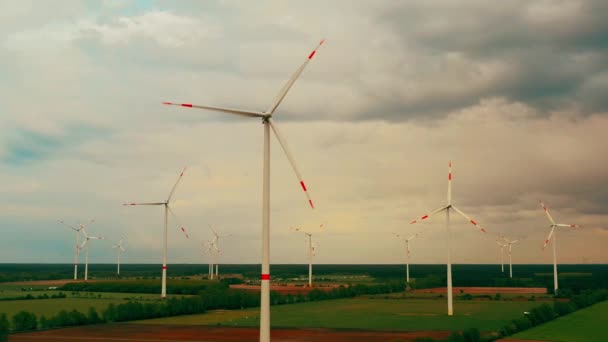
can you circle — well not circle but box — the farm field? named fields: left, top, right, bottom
left=136, top=297, right=539, bottom=332
left=508, top=300, right=608, bottom=342
left=10, top=324, right=453, bottom=342
left=0, top=297, right=128, bottom=317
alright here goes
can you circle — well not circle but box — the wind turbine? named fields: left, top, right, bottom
left=57, top=220, right=92, bottom=280
left=539, top=200, right=582, bottom=295
left=112, top=239, right=126, bottom=276
left=496, top=238, right=507, bottom=273
left=163, top=39, right=323, bottom=341
left=393, top=232, right=420, bottom=284
left=501, top=237, right=519, bottom=278
left=202, top=240, right=215, bottom=279
left=292, top=226, right=322, bottom=287
left=78, top=225, right=104, bottom=281
left=209, top=224, right=231, bottom=279
left=409, top=161, right=487, bottom=316
left=123, top=167, right=190, bottom=298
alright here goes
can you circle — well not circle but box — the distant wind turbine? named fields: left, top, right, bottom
left=501, top=237, right=519, bottom=278
left=112, top=239, right=126, bottom=276
left=292, top=225, right=324, bottom=287
left=409, top=161, right=487, bottom=316
left=163, top=39, right=324, bottom=341
left=202, top=240, right=215, bottom=279
left=209, top=224, right=231, bottom=279
left=123, top=167, right=190, bottom=298
left=539, top=200, right=582, bottom=295
left=57, top=219, right=93, bottom=280
left=496, top=238, right=507, bottom=273
left=393, top=232, right=420, bottom=283
left=78, top=225, right=104, bottom=281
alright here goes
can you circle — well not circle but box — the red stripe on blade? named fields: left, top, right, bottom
left=308, top=50, right=317, bottom=59
left=481, top=228, right=487, bottom=233
left=421, top=215, right=429, bottom=220
left=162, top=102, right=173, bottom=105
left=470, top=220, right=477, bottom=225
left=448, top=173, right=452, bottom=180
left=300, top=181, right=307, bottom=191
left=261, top=274, right=270, bottom=280
left=309, top=200, right=314, bottom=208
left=181, top=103, right=193, bottom=107
left=410, top=221, right=417, bottom=224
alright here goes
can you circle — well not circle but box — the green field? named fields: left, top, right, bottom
left=512, top=300, right=608, bottom=342
left=136, top=297, right=539, bottom=331
left=0, top=298, right=128, bottom=317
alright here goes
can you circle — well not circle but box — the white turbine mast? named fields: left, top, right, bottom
left=58, top=219, right=90, bottom=280
left=539, top=200, right=582, bottom=295
left=496, top=238, right=507, bottom=273
left=209, top=224, right=231, bottom=280
left=163, top=39, right=324, bottom=342
left=123, top=167, right=190, bottom=298
left=292, top=224, right=324, bottom=287
left=393, top=232, right=420, bottom=284
left=78, top=224, right=104, bottom=281
left=500, top=236, right=520, bottom=278
left=409, top=161, right=488, bottom=316
left=112, top=239, right=127, bottom=276
left=202, top=240, right=216, bottom=279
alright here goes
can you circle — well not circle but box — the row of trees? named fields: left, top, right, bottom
left=0, top=292, right=66, bottom=302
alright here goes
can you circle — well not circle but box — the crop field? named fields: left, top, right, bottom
left=509, top=300, right=608, bottom=342
left=136, top=297, right=539, bottom=332
left=0, top=298, right=127, bottom=317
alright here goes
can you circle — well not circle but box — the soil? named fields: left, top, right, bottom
left=412, top=287, right=547, bottom=295
left=11, top=324, right=453, bottom=342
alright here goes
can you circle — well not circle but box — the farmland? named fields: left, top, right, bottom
left=137, top=297, right=540, bottom=332
left=510, top=300, right=608, bottom=341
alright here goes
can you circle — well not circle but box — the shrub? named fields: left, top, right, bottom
left=12, top=311, right=37, bottom=331
left=0, top=313, right=9, bottom=342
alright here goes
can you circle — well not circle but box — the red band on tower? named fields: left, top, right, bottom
left=261, top=274, right=270, bottom=280
left=162, top=266, right=167, bottom=270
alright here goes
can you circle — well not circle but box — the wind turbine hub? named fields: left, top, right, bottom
left=262, top=115, right=271, bottom=123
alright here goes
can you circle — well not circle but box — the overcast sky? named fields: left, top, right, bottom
left=1, top=0, right=607, bottom=267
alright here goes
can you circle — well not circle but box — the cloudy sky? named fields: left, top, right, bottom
left=1, top=0, right=607, bottom=267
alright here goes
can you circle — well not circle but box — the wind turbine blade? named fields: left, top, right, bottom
left=511, top=240, right=520, bottom=244
left=89, top=236, right=104, bottom=240
left=407, top=233, right=419, bottom=241
left=447, top=161, right=452, bottom=204
left=451, top=206, right=487, bottom=233
left=266, top=39, right=325, bottom=115
left=167, top=166, right=187, bottom=203
left=168, top=207, right=190, bottom=239
left=120, top=247, right=126, bottom=252
left=409, top=205, right=448, bottom=224
left=79, top=239, right=89, bottom=249
left=556, top=224, right=582, bottom=228
left=268, top=118, right=314, bottom=209
left=543, top=227, right=556, bottom=249
left=58, top=220, right=80, bottom=231
left=163, top=102, right=265, bottom=118
left=208, top=224, right=218, bottom=236
left=123, top=202, right=165, bottom=206
left=539, top=200, right=556, bottom=225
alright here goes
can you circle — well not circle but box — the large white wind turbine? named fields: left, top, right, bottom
left=539, top=200, right=582, bottom=295
left=292, top=227, right=322, bottom=287
left=163, top=39, right=324, bottom=341
left=393, top=232, right=420, bottom=284
left=496, top=238, right=507, bottom=273
left=57, top=219, right=93, bottom=280
left=112, top=239, right=126, bottom=276
left=409, top=161, right=487, bottom=316
left=209, top=224, right=231, bottom=279
left=123, top=167, right=190, bottom=298
left=501, top=237, right=519, bottom=278
left=78, top=225, right=104, bottom=281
